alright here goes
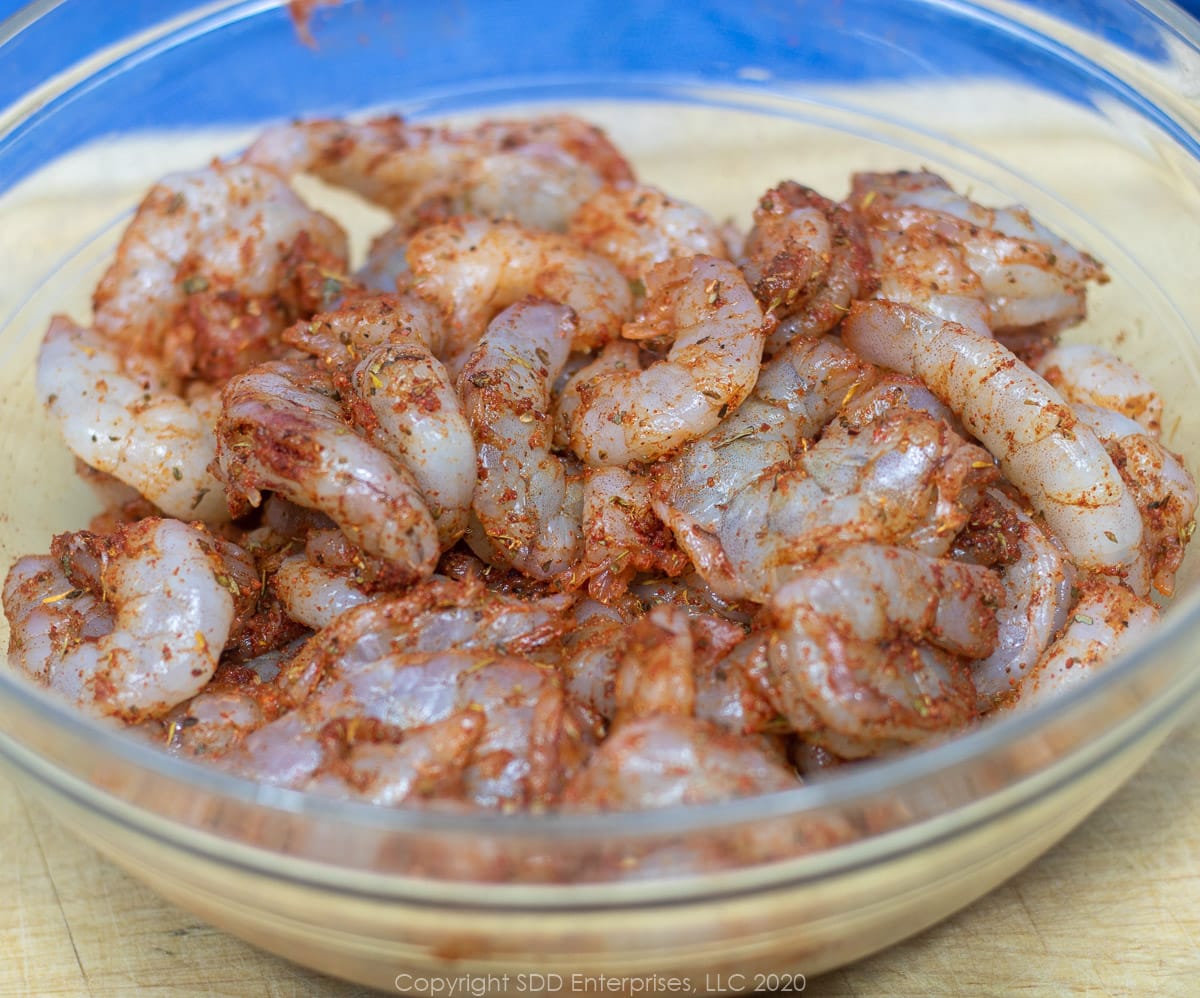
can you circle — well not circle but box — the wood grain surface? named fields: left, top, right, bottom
left=1, top=713, right=1196, bottom=998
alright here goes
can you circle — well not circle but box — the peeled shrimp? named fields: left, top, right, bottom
left=853, top=170, right=1106, bottom=337
left=762, top=544, right=998, bottom=757
left=457, top=299, right=584, bottom=579
left=741, top=181, right=875, bottom=349
left=1034, top=342, right=1164, bottom=438
left=1072, top=403, right=1197, bottom=597
left=653, top=334, right=877, bottom=534
left=2, top=518, right=235, bottom=722
left=567, top=183, right=730, bottom=280
left=214, top=358, right=439, bottom=575
left=407, top=217, right=633, bottom=357
left=842, top=300, right=1145, bottom=581
left=37, top=316, right=228, bottom=522
left=93, top=160, right=348, bottom=382
left=691, top=406, right=993, bottom=602
left=958, top=490, right=1076, bottom=707
left=245, top=113, right=633, bottom=232
left=1007, top=579, right=1158, bottom=710
left=568, top=255, right=771, bottom=466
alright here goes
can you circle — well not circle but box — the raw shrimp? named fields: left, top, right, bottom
left=37, top=316, right=229, bottom=522
left=1034, top=342, right=1164, bottom=438
left=246, top=113, right=633, bottom=232
left=853, top=170, right=1107, bottom=337
left=762, top=544, right=999, bottom=757
left=407, top=217, right=633, bottom=357
left=552, top=340, right=640, bottom=448
left=271, top=552, right=374, bottom=630
left=1072, top=403, right=1197, bottom=597
left=561, top=714, right=798, bottom=810
left=691, top=406, right=993, bottom=602
left=93, top=160, right=349, bottom=383
left=567, top=183, right=730, bottom=280
left=2, top=518, right=235, bottom=722
left=741, top=181, right=875, bottom=349
left=956, top=490, right=1076, bottom=707
left=653, top=334, right=877, bottom=534
left=214, top=358, right=439, bottom=575
left=842, top=300, right=1145, bottom=581
left=1006, top=579, right=1158, bottom=710
left=457, top=300, right=584, bottom=579
left=569, top=467, right=689, bottom=601
left=568, top=255, right=771, bottom=466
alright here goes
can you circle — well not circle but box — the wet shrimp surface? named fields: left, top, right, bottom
left=5, top=114, right=1196, bottom=829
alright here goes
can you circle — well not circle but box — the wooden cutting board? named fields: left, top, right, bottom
left=1, top=714, right=1196, bottom=998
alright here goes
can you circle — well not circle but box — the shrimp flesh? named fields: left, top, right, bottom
left=567, top=183, right=730, bottom=280
left=457, top=299, right=584, bottom=579
left=93, top=161, right=349, bottom=383
left=761, top=544, right=998, bottom=757
left=38, top=316, right=230, bottom=523
left=842, top=300, right=1145, bottom=581
left=1034, top=342, right=1164, bottom=438
left=741, top=181, right=875, bottom=350
left=214, top=358, right=440, bottom=575
left=568, top=255, right=771, bottom=465
left=2, top=518, right=236, bottom=722
left=407, top=217, right=633, bottom=357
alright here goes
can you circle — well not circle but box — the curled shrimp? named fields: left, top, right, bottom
left=214, top=358, right=439, bottom=576
left=842, top=300, right=1145, bottom=582
left=568, top=255, right=771, bottom=466
left=653, top=334, right=877, bottom=534
left=853, top=170, right=1107, bottom=339
left=407, top=217, right=633, bottom=358
left=457, top=299, right=584, bottom=579
left=761, top=544, right=999, bottom=758
left=1005, top=579, right=1158, bottom=711
left=93, top=160, right=348, bottom=383
left=245, top=113, right=633, bottom=232
left=37, top=316, right=229, bottom=522
left=954, top=490, right=1076, bottom=707
left=741, top=181, right=875, bottom=350
left=1034, top=342, right=1164, bottom=438
left=1072, top=403, right=1197, bottom=597
left=567, top=182, right=730, bottom=280
left=2, top=518, right=236, bottom=722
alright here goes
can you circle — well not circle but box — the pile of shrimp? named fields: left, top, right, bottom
left=4, top=113, right=1196, bottom=820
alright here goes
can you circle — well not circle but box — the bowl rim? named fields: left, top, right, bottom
left=1, top=0, right=1200, bottom=851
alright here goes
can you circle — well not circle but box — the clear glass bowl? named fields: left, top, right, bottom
left=2, top=0, right=1199, bottom=990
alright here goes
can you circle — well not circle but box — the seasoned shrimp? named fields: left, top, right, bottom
left=271, top=552, right=374, bottom=630
left=1072, top=403, right=1197, bottom=597
left=552, top=340, right=640, bottom=448
left=653, top=334, right=877, bottom=534
left=567, top=183, right=730, bottom=280
left=1034, top=343, right=1164, bottom=438
left=762, top=544, right=998, bottom=757
left=214, top=358, right=439, bottom=575
left=407, top=217, right=633, bottom=357
left=246, top=113, right=633, bottom=233
left=1006, top=579, right=1158, bottom=710
left=954, top=490, right=1076, bottom=707
left=37, top=316, right=229, bottom=523
left=93, top=160, right=348, bottom=383
left=457, top=300, right=584, bottom=579
left=741, top=181, right=875, bottom=350
left=853, top=170, right=1107, bottom=338
left=2, top=518, right=235, bottom=722
left=568, top=255, right=771, bottom=466
left=842, top=300, right=1145, bottom=582
left=687, top=406, right=993, bottom=602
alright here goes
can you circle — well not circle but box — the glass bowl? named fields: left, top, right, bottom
left=2, top=0, right=1199, bottom=991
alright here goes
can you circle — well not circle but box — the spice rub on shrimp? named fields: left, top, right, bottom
left=2, top=518, right=238, bottom=722
left=568, top=255, right=772, bottom=466
left=93, top=160, right=349, bottom=384
left=842, top=300, right=1146, bottom=584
